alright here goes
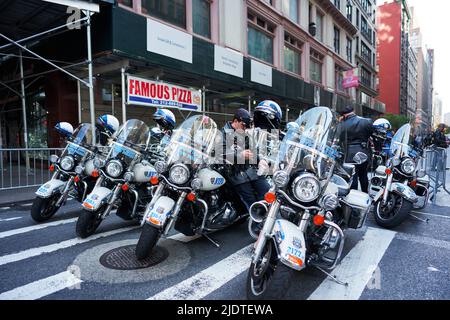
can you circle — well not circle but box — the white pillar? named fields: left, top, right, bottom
left=86, top=10, right=96, bottom=145
left=121, top=67, right=127, bottom=124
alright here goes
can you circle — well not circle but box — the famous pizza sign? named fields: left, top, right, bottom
left=127, top=76, right=202, bottom=111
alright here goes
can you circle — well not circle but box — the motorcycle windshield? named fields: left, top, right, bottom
left=164, top=115, right=218, bottom=165
left=63, top=124, right=93, bottom=160
left=278, top=107, right=341, bottom=179
left=109, top=120, right=149, bottom=165
left=390, top=124, right=412, bottom=158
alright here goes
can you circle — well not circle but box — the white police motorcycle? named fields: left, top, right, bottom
left=135, top=115, right=247, bottom=260
left=31, top=123, right=98, bottom=222
left=246, top=107, right=372, bottom=299
left=76, top=119, right=157, bottom=238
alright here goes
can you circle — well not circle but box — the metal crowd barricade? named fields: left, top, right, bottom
left=0, top=148, right=64, bottom=191
left=423, top=146, right=450, bottom=204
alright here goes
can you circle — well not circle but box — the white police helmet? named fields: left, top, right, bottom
left=152, top=109, right=176, bottom=130
left=254, top=100, right=283, bottom=129
left=373, top=118, right=391, bottom=132
left=55, top=122, right=74, bottom=137
left=97, top=114, right=120, bottom=135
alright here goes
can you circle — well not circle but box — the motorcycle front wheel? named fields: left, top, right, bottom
left=246, top=241, right=294, bottom=300
left=374, top=195, right=413, bottom=229
left=135, top=223, right=161, bottom=260
left=30, top=194, right=61, bottom=222
left=76, top=209, right=104, bottom=238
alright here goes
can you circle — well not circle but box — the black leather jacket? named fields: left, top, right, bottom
left=433, top=129, right=448, bottom=149
left=221, top=122, right=259, bottom=186
left=339, top=114, right=374, bottom=162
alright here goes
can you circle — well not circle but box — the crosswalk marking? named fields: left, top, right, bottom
left=0, top=226, right=139, bottom=267
left=0, top=217, right=22, bottom=223
left=0, top=271, right=82, bottom=300
left=307, top=227, right=396, bottom=300
left=147, top=244, right=253, bottom=300
left=0, top=218, right=77, bottom=239
left=411, top=211, right=450, bottom=219
left=167, top=233, right=202, bottom=242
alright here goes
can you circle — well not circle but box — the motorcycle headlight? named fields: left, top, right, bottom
left=154, top=161, right=167, bottom=173
left=106, top=160, right=123, bottom=178
left=60, top=156, right=75, bottom=171
left=320, top=194, right=339, bottom=211
left=191, top=178, right=203, bottom=190
left=124, top=172, right=134, bottom=182
left=75, top=165, right=84, bottom=175
left=401, top=158, right=416, bottom=174
left=50, top=154, right=59, bottom=163
left=169, top=164, right=190, bottom=185
left=292, top=174, right=321, bottom=202
left=273, top=170, right=289, bottom=188
left=94, top=157, right=105, bottom=168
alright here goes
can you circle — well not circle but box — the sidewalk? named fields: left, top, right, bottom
left=0, top=186, right=37, bottom=207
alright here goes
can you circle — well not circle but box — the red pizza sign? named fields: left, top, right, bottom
left=127, top=76, right=202, bottom=111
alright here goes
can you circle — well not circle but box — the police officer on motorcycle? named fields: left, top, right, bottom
left=95, top=114, right=120, bottom=146
left=339, top=106, right=374, bottom=193
left=221, top=102, right=283, bottom=211
left=150, top=108, right=176, bottom=146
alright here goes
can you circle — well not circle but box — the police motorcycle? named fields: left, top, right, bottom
left=31, top=122, right=98, bottom=222
left=370, top=123, right=430, bottom=228
left=246, top=107, right=372, bottom=300
left=135, top=115, right=248, bottom=260
left=76, top=119, right=157, bottom=238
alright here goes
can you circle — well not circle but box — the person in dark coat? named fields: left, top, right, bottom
left=432, top=124, right=449, bottom=149
left=338, top=106, right=374, bottom=193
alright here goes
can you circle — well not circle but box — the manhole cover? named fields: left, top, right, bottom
left=99, top=245, right=168, bottom=270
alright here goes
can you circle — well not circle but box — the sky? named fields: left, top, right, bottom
left=377, top=0, right=450, bottom=118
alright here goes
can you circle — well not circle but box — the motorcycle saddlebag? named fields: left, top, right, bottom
left=341, top=190, right=371, bottom=229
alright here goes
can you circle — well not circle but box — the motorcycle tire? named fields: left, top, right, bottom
left=374, top=196, right=413, bottom=229
left=246, top=242, right=294, bottom=300
left=76, top=209, right=103, bottom=238
left=135, top=223, right=160, bottom=260
left=30, top=195, right=61, bottom=223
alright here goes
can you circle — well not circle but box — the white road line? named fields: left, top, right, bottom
left=0, top=217, right=22, bottom=222
left=0, top=226, right=139, bottom=267
left=0, top=271, right=82, bottom=300
left=308, top=227, right=396, bottom=300
left=0, top=218, right=77, bottom=239
left=167, top=233, right=202, bottom=243
left=0, top=207, right=11, bottom=210
left=396, top=232, right=450, bottom=250
left=148, top=244, right=253, bottom=300
left=411, top=211, right=450, bottom=219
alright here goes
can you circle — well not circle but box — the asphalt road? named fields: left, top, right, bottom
left=0, top=195, right=448, bottom=301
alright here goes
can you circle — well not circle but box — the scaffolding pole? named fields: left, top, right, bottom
left=19, top=50, right=30, bottom=174
left=121, top=67, right=126, bottom=124
left=77, top=81, right=82, bottom=123
left=85, top=10, right=96, bottom=145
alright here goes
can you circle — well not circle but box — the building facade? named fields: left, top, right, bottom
left=376, top=0, right=411, bottom=116
left=432, top=93, right=443, bottom=129
left=0, top=0, right=387, bottom=149
left=407, top=45, right=417, bottom=121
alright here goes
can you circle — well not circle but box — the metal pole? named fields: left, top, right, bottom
left=121, top=67, right=126, bottom=124
left=19, top=50, right=30, bottom=174
left=111, top=83, right=115, bottom=116
left=248, top=96, right=251, bottom=113
left=86, top=10, right=96, bottom=145
left=202, top=86, right=206, bottom=116
left=77, top=81, right=82, bottom=123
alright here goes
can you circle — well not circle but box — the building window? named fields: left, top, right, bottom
left=310, top=50, right=323, bottom=84
left=316, top=11, right=324, bottom=42
left=248, top=13, right=275, bottom=64
left=192, top=0, right=210, bottom=38
left=356, top=8, right=360, bottom=28
left=284, top=33, right=303, bottom=75
left=334, top=0, right=340, bottom=11
left=282, top=0, right=299, bottom=24
left=335, top=65, right=344, bottom=92
left=261, top=0, right=273, bottom=5
left=361, top=41, right=371, bottom=64
left=360, top=66, right=371, bottom=88
left=334, top=26, right=340, bottom=54
left=346, top=36, right=352, bottom=63
left=346, top=2, right=352, bottom=22
left=118, top=0, right=133, bottom=8
left=142, top=0, right=186, bottom=28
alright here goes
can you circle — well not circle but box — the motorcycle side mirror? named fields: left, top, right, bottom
left=417, top=169, right=426, bottom=178
left=353, top=152, right=368, bottom=165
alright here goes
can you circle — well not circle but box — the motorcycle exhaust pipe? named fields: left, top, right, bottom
left=249, top=201, right=269, bottom=223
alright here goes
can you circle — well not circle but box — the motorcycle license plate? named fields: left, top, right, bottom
left=374, top=189, right=384, bottom=202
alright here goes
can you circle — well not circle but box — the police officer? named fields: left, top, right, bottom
left=339, top=106, right=373, bottom=193
left=433, top=124, right=449, bottom=149
left=221, top=108, right=270, bottom=211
